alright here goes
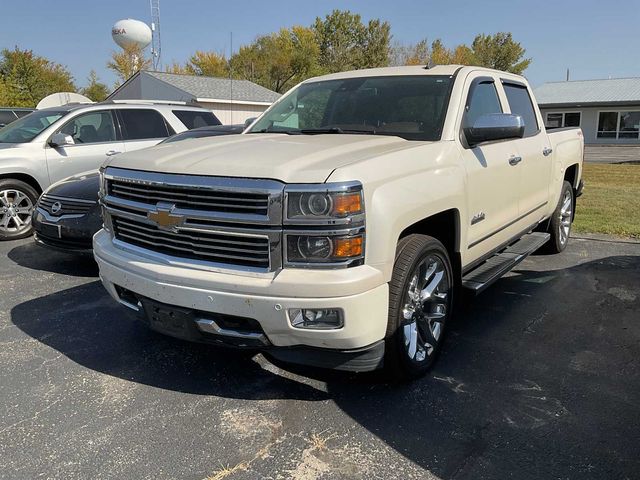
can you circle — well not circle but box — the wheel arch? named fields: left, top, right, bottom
left=0, top=173, right=43, bottom=195
left=397, top=209, right=462, bottom=285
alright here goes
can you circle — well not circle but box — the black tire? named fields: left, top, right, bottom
left=540, top=181, right=574, bottom=254
left=384, top=234, right=453, bottom=381
left=0, top=178, right=39, bottom=241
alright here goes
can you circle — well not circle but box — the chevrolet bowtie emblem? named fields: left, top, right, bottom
left=147, top=204, right=183, bottom=230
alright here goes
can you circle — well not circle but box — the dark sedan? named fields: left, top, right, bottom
left=33, top=124, right=244, bottom=253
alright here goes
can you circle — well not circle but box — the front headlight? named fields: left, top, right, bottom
left=284, top=182, right=364, bottom=224
left=283, top=182, right=365, bottom=268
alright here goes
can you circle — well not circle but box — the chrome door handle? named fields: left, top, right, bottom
left=105, top=150, right=121, bottom=156
left=543, top=147, right=553, bottom=156
left=509, top=155, right=522, bottom=166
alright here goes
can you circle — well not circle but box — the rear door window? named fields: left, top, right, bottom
left=118, top=109, right=173, bottom=140
left=503, top=83, right=539, bottom=137
left=172, top=110, right=221, bottom=129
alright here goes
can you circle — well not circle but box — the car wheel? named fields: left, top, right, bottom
left=540, top=181, right=574, bottom=254
left=0, top=179, right=39, bottom=240
left=384, top=234, right=453, bottom=380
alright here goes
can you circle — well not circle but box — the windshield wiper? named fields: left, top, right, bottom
left=249, top=128, right=300, bottom=135
left=299, top=127, right=377, bottom=135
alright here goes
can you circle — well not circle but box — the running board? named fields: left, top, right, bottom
left=462, top=232, right=550, bottom=293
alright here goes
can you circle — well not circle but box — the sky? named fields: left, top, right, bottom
left=1, top=0, right=639, bottom=90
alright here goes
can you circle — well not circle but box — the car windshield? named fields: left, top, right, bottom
left=0, top=109, right=68, bottom=143
left=248, top=75, right=453, bottom=141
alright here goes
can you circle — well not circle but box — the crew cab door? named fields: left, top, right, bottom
left=501, top=80, right=552, bottom=223
left=45, top=110, right=124, bottom=184
left=116, top=109, right=174, bottom=153
left=458, top=74, right=521, bottom=260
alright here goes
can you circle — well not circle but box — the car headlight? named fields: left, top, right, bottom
left=283, top=182, right=365, bottom=268
left=285, top=232, right=364, bottom=265
left=284, top=182, right=364, bottom=224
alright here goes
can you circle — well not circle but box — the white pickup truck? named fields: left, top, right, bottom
left=94, top=65, right=583, bottom=379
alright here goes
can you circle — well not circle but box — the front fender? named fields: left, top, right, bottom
left=327, top=142, right=466, bottom=281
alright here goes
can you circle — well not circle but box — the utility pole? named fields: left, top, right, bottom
left=229, top=31, right=233, bottom=124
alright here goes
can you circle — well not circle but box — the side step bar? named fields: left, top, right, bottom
left=462, top=232, right=550, bottom=293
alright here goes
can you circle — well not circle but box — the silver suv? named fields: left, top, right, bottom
left=0, top=102, right=220, bottom=240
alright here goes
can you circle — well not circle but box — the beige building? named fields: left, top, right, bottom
left=108, top=71, right=280, bottom=125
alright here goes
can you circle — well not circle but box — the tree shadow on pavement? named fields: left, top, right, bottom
left=325, top=254, right=640, bottom=479
left=10, top=280, right=327, bottom=401
left=10, top=255, right=640, bottom=478
left=8, top=242, right=99, bottom=277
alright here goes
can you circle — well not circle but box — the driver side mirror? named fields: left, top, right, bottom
left=244, top=117, right=257, bottom=128
left=49, top=132, right=74, bottom=148
left=464, top=113, right=525, bottom=147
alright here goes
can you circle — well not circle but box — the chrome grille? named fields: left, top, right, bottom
left=102, top=168, right=284, bottom=272
left=38, top=194, right=96, bottom=216
left=108, top=178, right=269, bottom=215
left=112, top=217, right=270, bottom=268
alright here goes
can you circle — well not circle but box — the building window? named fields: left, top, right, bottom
left=597, top=111, right=640, bottom=139
left=545, top=112, right=581, bottom=129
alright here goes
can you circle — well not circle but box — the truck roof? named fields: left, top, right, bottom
left=303, top=65, right=526, bottom=83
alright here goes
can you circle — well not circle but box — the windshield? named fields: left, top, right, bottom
left=248, top=75, right=453, bottom=141
left=0, top=110, right=68, bottom=143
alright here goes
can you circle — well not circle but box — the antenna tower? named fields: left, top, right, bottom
left=150, top=0, right=161, bottom=70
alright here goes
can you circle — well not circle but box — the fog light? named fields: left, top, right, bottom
left=288, top=308, right=344, bottom=330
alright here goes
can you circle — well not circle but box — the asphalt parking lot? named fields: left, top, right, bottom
left=1, top=235, right=639, bottom=480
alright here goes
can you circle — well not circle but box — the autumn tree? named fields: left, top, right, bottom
left=107, top=44, right=151, bottom=86
left=230, top=26, right=320, bottom=93
left=80, top=70, right=109, bottom=102
left=0, top=47, right=76, bottom=107
left=471, top=32, right=531, bottom=74
left=183, top=51, right=228, bottom=77
left=313, top=10, right=391, bottom=73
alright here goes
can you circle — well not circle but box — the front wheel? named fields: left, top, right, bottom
left=540, top=180, right=574, bottom=254
left=384, top=234, right=453, bottom=380
left=0, top=179, right=39, bottom=240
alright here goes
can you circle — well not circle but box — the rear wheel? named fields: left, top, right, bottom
left=384, top=235, right=453, bottom=380
left=0, top=179, right=39, bottom=240
left=541, top=181, right=573, bottom=254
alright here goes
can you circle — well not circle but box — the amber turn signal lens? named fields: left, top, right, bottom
left=334, top=236, right=363, bottom=258
left=332, top=193, right=362, bottom=216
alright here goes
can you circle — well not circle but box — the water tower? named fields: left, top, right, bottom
left=111, top=18, right=152, bottom=71
left=111, top=19, right=152, bottom=50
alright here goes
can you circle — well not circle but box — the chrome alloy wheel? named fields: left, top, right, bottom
left=401, top=255, right=450, bottom=363
left=0, top=189, right=34, bottom=235
left=559, top=189, right=572, bottom=246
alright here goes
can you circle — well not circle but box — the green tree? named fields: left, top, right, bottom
left=184, top=51, right=229, bottom=77
left=107, top=44, right=151, bottom=86
left=231, top=26, right=320, bottom=93
left=80, top=70, right=109, bottom=102
left=470, top=32, right=531, bottom=74
left=313, top=10, right=391, bottom=73
left=0, top=47, right=76, bottom=107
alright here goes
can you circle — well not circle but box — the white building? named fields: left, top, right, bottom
left=107, top=71, right=281, bottom=124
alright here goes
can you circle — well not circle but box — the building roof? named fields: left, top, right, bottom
left=534, top=77, right=640, bottom=107
left=144, top=71, right=281, bottom=104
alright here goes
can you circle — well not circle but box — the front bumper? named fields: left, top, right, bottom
left=33, top=207, right=102, bottom=253
left=93, top=230, right=389, bottom=371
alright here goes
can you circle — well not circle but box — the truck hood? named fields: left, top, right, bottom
left=105, top=134, right=425, bottom=183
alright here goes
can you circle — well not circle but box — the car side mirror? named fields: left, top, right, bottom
left=464, top=113, right=525, bottom=147
left=49, top=132, right=74, bottom=148
left=244, top=117, right=257, bottom=128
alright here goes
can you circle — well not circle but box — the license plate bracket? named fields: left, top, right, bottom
left=39, top=222, right=61, bottom=239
